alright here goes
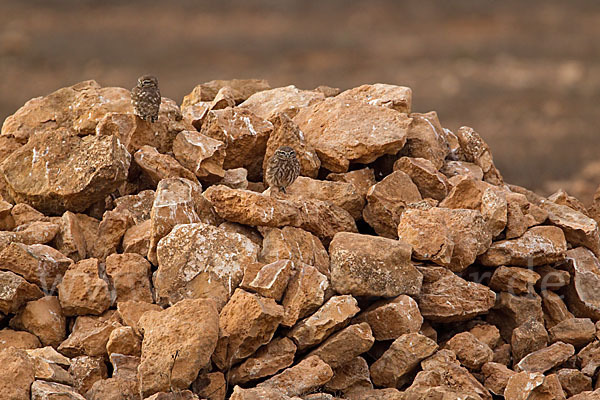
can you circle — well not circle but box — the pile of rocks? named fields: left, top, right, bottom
left=0, top=79, right=599, bottom=400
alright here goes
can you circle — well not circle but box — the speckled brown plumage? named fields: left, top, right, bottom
left=265, top=146, right=301, bottom=193
left=131, top=74, right=161, bottom=123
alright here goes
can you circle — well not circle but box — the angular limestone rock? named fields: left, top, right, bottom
left=455, top=126, right=503, bottom=185
left=281, top=263, right=329, bottom=327
left=560, top=247, right=600, bottom=320
left=394, top=157, right=449, bottom=201
left=257, top=355, right=333, bottom=397
left=229, top=337, right=296, bottom=386
left=444, top=332, right=494, bottom=371
left=58, top=311, right=122, bottom=358
left=0, top=347, right=35, bottom=400
left=307, top=322, right=375, bottom=369
left=399, top=111, right=449, bottom=169
left=548, top=318, right=596, bottom=348
left=0, top=270, right=43, bottom=315
left=489, top=266, right=540, bottom=295
left=329, top=232, right=422, bottom=298
left=57, top=258, right=111, bottom=316
left=240, top=85, right=325, bottom=120
left=173, top=130, right=226, bottom=182
left=353, top=294, right=423, bottom=341
left=516, top=342, right=575, bottom=373
left=133, top=145, right=197, bottom=186
left=9, top=296, right=66, bottom=347
left=104, top=253, right=153, bottom=303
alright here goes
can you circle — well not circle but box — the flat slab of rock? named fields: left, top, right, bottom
left=398, top=207, right=491, bottom=272
left=307, top=322, right=374, bottom=369
left=548, top=318, right=596, bottom=347
left=370, top=333, right=438, bottom=388
left=31, top=380, right=85, bottom=400
left=257, top=355, right=333, bottom=397
left=204, top=185, right=357, bottom=242
left=155, top=222, right=259, bottom=309
left=229, top=337, right=296, bottom=386
left=293, top=97, right=411, bottom=172
left=479, top=225, right=567, bottom=267
left=0, top=129, right=130, bottom=214
left=417, top=266, right=496, bottom=323
left=138, top=298, right=219, bottom=398
left=542, top=199, right=600, bottom=256
left=329, top=232, right=422, bottom=298
left=337, top=83, right=412, bottom=113
left=240, top=85, right=325, bottom=120
left=353, top=294, right=423, bottom=341
left=516, top=342, right=575, bottom=373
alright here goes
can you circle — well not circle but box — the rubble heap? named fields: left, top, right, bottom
left=0, top=79, right=599, bottom=400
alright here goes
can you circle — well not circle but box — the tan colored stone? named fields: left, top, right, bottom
left=31, top=380, right=84, bottom=399
left=516, top=342, right=575, bottom=373
left=542, top=199, right=600, bottom=256
left=0, top=328, right=41, bottom=350
left=330, top=232, right=422, bottom=298
left=9, top=296, right=65, bottom=347
left=192, top=371, right=226, bottom=400
left=259, top=226, right=329, bottom=277
left=134, top=145, right=197, bottom=186
left=307, top=322, right=374, bottom=369
left=394, top=157, right=449, bottom=201
left=286, top=176, right=365, bottom=220
left=219, top=167, right=248, bottom=190
left=337, top=83, right=411, bottom=112
left=204, top=185, right=357, bottom=242
left=257, top=355, right=333, bottom=397
left=548, top=318, right=596, bottom=348
left=440, top=160, right=484, bottom=181
left=487, top=291, right=544, bottom=342
left=112, top=190, right=154, bottom=224
left=578, top=341, right=600, bottom=377
left=363, top=170, right=421, bottom=238
left=105, top=253, right=152, bottom=303
left=324, top=356, right=372, bottom=393
left=70, top=214, right=99, bottom=258
left=116, top=300, right=162, bottom=336
left=229, top=337, right=296, bottom=386
left=281, top=263, right=329, bottom=327
left=511, top=319, right=548, bottom=363
left=0, top=222, right=61, bottom=254
left=240, top=85, right=324, bottom=121
left=122, top=219, right=151, bottom=256
left=481, top=362, right=516, bottom=396
left=0, top=129, right=130, bottom=215
left=58, top=311, right=121, bottom=358
left=138, top=298, right=218, bottom=398
left=541, top=290, right=574, bottom=329
left=68, top=355, right=107, bottom=395
left=230, top=386, right=291, bottom=400
left=455, top=126, right=503, bottom=185
left=504, top=372, right=566, bottom=400
left=535, top=265, right=570, bottom=291
left=444, top=332, right=494, bottom=370
left=326, top=168, right=376, bottom=202
left=0, top=347, right=35, bottom=400
left=293, top=97, right=410, bottom=172
left=556, top=368, right=592, bottom=397
left=183, top=79, right=270, bottom=106
left=155, top=222, right=259, bottom=309
left=85, top=377, right=139, bottom=400
left=549, top=189, right=589, bottom=214
left=173, top=130, right=226, bottom=182
left=147, top=177, right=216, bottom=265
left=90, top=208, right=133, bottom=261
left=469, top=324, right=502, bottom=350
left=30, top=355, right=73, bottom=385
left=493, top=343, right=512, bottom=366
left=200, top=108, right=272, bottom=180
left=213, top=289, right=283, bottom=369
left=106, top=325, right=141, bottom=357
left=0, top=243, right=72, bottom=294
left=399, top=111, right=449, bottom=169
left=417, top=266, right=496, bottom=323
left=53, top=211, right=87, bottom=261
left=26, top=347, right=70, bottom=368
left=560, top=247, right=600, bottom=320
left=241, top=259, right=294, bottom=301
left=263, top=112, right=321, bottom=179
left=353, top=295, right=423, bottom=341
left=479, top=226, right=567, bottom=267
left=489, top=266, right=540, bottom=295
left=11, top=203, right=46, bottom=225
left=398, top=207, right=491, bottom=272
left=505, top=191, right=548, bottom=239
left=370, top=333, right=438, bottom=388
left=57, top=258, right=111, bottom=316
left=0, top=270, right=43, bottom=314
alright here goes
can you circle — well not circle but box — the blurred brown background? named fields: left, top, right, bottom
left=1, top=0, right=599, bottom=202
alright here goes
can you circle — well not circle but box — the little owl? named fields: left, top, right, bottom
left=265, top=146, right=301, bottom=193
left=131, top=74, right=161, bottom=123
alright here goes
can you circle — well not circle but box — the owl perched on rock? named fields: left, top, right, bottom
left=131, top=75, right=161, bottom=122
left=265, top=146, right=301, bottom=193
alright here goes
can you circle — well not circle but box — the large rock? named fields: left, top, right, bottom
left=455, top=126, right=503, bottom=185
left=487, top=292, right=544, bottom=342
left=516, top=342, right=575, bottom=373
left=257, top=355, right=333, bottom=397
left=511, top=319, right=548, bottom=363
left=479, top=226, right=567, bottom=267
left=444, top=332, right=494, bottom=371
left=541, top=199, right=600, bottom=256
left=0, top=243, right=72, bottom=294
left=286, top=176, right=365, bottom=220
left=239, top=85, right=325, bottom=120
left=9, top=296, right=66, bottom=347
left=200, top=108, right=272, bottom=180
left=417, top=266, right=496, bottom=322
left=104, top=253, right=153, bottom=303
left=204, top=185, right=357, bottom=242
left=241, top=260, right=294, bottom=301
left=363, top=170, right=422, bottom=238
left=489, top=266, right=540, bottom=295
left=212, top=289, right=283, bottom=369
left=397, top=207, right=491, bottom=272
left=229, top=337, right=296, bottom=385
left=0, top=329, right=41, bottom=350
left=288, top=295, right=360, bottom=350
left=329, top=232, right=422, bottom=298
left=0, top=270, right=43, bottom=314
left=57, top=258, right=111, bottom=316
left=155, top=222, right=259, bottom=309
left=0, top=129, right=130, bottom=214
left=548, top=318, right=596, bottom=347
left=68, top=355, right=107, bottom=395
left=293, top=97, right=411, bottom=172
left=353, top=295, right=423, bottom=341
left=31, top=380, right=86, bottom=400
left=116, top=300, right=162, bottom=336
left=0, top=347, right=35, bottom=400
left=398, top=111, right=449, bottom=169
left=57, top=311, right=122, bottom=358
left=337, top=83, right=412, bottom=113
left=370, top=333, right=438, bottom=388
left=307, top=322, right=375, bottom=369
left=394, top=157, right=449, bottom=201
left=504, top=372, right=565, bottom=400
left=138, top=298, right=219, bottom=398
left=560, top=247, right=600, bottom=320
left=172, top=130, right=226, bottom=182
left=281, top=263, right=329, bottom=327
left=133, top=145, right=197, bottom=186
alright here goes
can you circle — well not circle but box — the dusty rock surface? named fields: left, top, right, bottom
left=0, top=79, right=599, bottom=399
